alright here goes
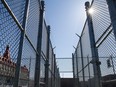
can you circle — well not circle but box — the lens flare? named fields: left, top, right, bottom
left=88, top=8, right=94, bottom=14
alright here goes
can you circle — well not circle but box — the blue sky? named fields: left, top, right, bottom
left=45, top=0, right=92, bottom=77
left=45, top=0, right=92, bottom=58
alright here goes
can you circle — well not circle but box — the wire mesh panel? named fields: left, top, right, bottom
left=21, top=38, right=36, bottom=87
left=98, top=31, right=116, bottom=76
left=81, top=22, right=93, bottom=82
left=48, top=43, right=60, bottom=87
left=48, top=69, right=52, bottom=87
left=51, top=73, right=54, bottom=87
left=91, top=0, right=111, bottom=42
left=73, top=53, right=77, bottom=78
left=40, top=56, right=45, bottom=83
left=0, top=0, right=21, bottom=61
left=41, top=21, right=48, bottom=56
left=5, top=0, right=27, bottom=25
left=0, top=0, right=61, bottom=87
left=51, top=53, right=55, bottom=74
left=73, top=0, right=116, bottom=87
left=74, top=22, right=94, bottom=87
left=54, top=65, right=60, bottom=87
left=91, top=0, right=116, bottom=82
left=26, top=0, right=40, bottom=49
left=76, top=43, right=83, bottom=82
left=49, top=43, right=53, bottom=70
left=81, top=22, right=92, bottom=61
left=0, top=0, right=24, bottom=86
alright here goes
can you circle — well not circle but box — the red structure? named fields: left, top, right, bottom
left=0, top=45, right=29, bottom=86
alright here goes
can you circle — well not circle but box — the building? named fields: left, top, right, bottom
left=0, top=45, right=29, bottom=87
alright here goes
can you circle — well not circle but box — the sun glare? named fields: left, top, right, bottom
left=88, top=8, right=94, bottom=14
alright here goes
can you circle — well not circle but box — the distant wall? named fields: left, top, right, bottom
left=61, top=78, right=74, bottom=87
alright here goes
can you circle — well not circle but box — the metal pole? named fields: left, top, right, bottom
left=57, top=68, right=59, bottom=87
left=85, top=2, right=102, bottom=87
left=110, top=56, right=115, bottom=75
left=34, top=1, right=44, bottom=87
left=72, top=53, right=76, bottom=87
left=106, top=0, right=116, bottom=40
left=54, top=54, right=56, bottom=87
left=45, top=26, right=50, bottom=87
left=53, top=54, right=56, bottom=87
left=1, top=0, right=29, bottom=87
left=76, top=33, right=85, bottom=87
left=54, top=54, right=57, bottom=87
left=28, top=56, right=32, bottom=87
left=80, top=36, right=85, bottom=87
left=87, top=56, right=91, bottom=87
left=75, top=48, right=80, bottom=87
left=13, top=0, right=29, bottom=86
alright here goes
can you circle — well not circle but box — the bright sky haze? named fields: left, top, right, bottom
left=45, top=0, right=92, bottom=77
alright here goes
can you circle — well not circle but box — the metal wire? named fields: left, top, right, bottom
left=0, top=0, right=60, bottom=87
left=73, top=0, right=116, bottom=86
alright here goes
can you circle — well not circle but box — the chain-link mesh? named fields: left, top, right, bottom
left=0, top=0, right=60, bottom=87
left=73, top=0, right=116, bottom=87
left=5, top=0, right=27, bottom=25
left=91, top=0, right=116, bottom=77
left=41, top=21, right=48, bottom=56
left=91, top=0, right=111, bottom=42
left=0, top=0, right=21, bottom=61
left=26, top=0, right=40, bottom=49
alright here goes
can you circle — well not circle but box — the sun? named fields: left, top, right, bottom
left=88, top=8, right=94, bottom=14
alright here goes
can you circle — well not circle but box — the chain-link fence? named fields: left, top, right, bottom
left=73, top=0, right=116, bottom=87
left=0, top=0, right=60, bottom=87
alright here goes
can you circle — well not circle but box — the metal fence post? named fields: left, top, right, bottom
left=85, top=1, right=102, bottom=87
left=13, top=0, right=29, bottom=86
left=106, top=0, right=116, bottom=40
left=34, top=1, right=44, bottom=87
left=45, top=25, right=50, bottom=87
left=76, top=33, right=85, bottom=87
left=54, top=54, right=56, bottom=87
left=110, top=55, right=116, bottom=75
left=75, top=49, right=80, bottom=87
left=72, top=53, right=76, bottom=87
left=1, top=0, right=29, bottom=87
left=80, top=36, right=85, bottom=87
left=28, top=56, right=32, bottom=86
left=1, top=0, right=29, bottom=86
left=87, top=56, right=91, bottom=87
